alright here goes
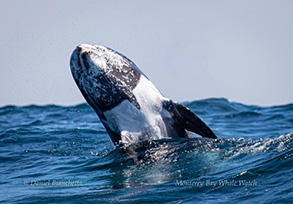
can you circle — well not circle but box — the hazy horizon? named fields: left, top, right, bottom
left=1, top=1, right=293, bottom=107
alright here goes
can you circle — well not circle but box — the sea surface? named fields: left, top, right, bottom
left=0, top=98, right=292, bottom=204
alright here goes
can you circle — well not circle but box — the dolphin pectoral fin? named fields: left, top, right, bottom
left=163, top=100, right=217, bottom=139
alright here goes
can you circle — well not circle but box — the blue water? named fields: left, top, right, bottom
left=0, top=98, right=292, bottom=204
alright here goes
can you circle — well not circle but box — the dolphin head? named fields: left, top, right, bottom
left=70, top=44, right=116, bottom=92
left=70, top=44, right=142, bottom=112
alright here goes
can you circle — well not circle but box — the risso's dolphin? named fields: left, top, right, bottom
left=70, top=44, right=217, bottom=147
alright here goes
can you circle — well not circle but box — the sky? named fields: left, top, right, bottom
left=1, top=0, right=293, bottom=107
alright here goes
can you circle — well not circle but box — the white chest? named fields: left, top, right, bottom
left=103, top=75, right=169, bottom=145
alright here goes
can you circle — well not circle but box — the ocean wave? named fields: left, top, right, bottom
left=0, top=98, right=292, bottom=203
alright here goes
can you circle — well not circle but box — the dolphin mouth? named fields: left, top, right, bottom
left=75, top=44, right=108, bottom=56
left=75, top=44, right=95, bottom=52
left=70, top=44, right=104, bottom=67
left=72, top=44, right=94, bottom=60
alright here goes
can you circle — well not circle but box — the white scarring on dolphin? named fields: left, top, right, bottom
left=70, top=44, right=217, bottom=147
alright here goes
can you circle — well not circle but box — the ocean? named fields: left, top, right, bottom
left=0, top=98, right=292, bottom=204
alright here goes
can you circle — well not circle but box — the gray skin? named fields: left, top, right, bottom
left=70, top=44, right=217, bottom=147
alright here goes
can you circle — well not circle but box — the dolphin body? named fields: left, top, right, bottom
left=70, top=44, right=217, bottom=147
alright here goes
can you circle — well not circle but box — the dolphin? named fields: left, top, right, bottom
left=70, top=44, right=217, bottom=147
